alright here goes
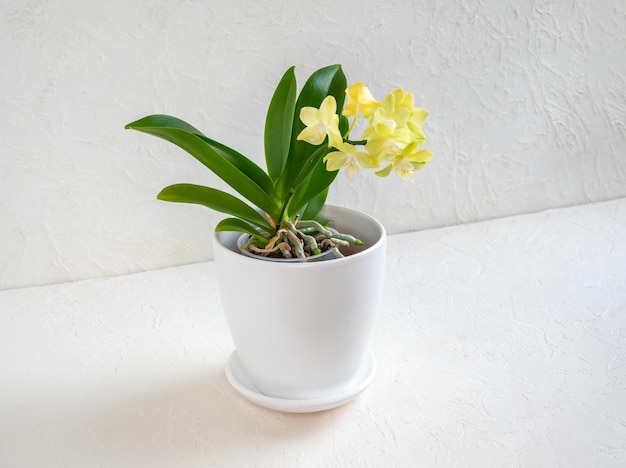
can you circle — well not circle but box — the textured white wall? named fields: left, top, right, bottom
left=1, top=0, right=625, bottom=290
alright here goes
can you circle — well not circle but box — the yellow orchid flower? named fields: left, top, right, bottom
left=343, top=82, right=381, bottom=119
left=363, top=90, right=411, bottom=144
left=385, top=88, right=429, bottom=139
left=375, top=141, right=432, bottom=181
left=388, top=88, right=414, bottom=109
left=366, top=88, right=428, bottom=139
left=293, top=78, right=432, bottom=186
left=364, top=122, right=412, bottom=163
left=323, top=142, right=374, bottom=181
left=391, top=142, right=433, bottom=182
left=296, top=96, right=342, bottom=148
left=379, top=90, right=412, bottom=125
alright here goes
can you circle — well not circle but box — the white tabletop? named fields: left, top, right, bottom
left=2, top=199, right=625, bottom=467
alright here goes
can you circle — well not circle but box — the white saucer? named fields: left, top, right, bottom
left=225, top=350, right=377, bottom=413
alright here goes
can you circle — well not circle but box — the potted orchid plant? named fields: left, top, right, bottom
left=126, top=64, right=431, bottom=260
left=126, top=64, right=431, bottom=412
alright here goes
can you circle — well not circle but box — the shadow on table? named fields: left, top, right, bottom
left=2, top=365, right=352, bottom=466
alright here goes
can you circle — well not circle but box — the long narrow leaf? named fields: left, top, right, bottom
left=215, top=218, right=269, bottom=244
left=289, top=155, right=338, bottom=215
left=196, top=134, right=274, bottom=195
left=289, top=144, right=330, bottom=192
left=264, top=67, right=296, bottom=184
left=158, top=184, right=273, bottom=232
left=127, top=115, right=273, bottom=197
left=126, top=117, right=278, bottom=219
left=301, top=187, right=329, bottom=220
left=276, top=65, right=347, bottom=198
left=127, top=114, right=203, bottom=134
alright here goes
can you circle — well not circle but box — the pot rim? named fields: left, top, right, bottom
left=213, top=205, right=386, bottom=269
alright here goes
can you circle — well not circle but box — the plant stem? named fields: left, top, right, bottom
left=345, top=139, right=367, bottom=146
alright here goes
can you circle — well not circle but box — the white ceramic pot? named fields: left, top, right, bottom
left=214, top=205, right=386, bottom=401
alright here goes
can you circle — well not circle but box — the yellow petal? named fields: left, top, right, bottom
left=356, top=152, right=380, bottom=169
left=397, top=90, right=414, bottom=109
left=410, top=108, right=429, bottom=127
left=319, top=96, right=337, bottom=120
left=323, top=151, right=349, bottom=171
left=327, top=121, right=343, bottom=148
left=407, top=149, right=433, bottom=164
left=299, top=107, right=320, bottom=127
left=407, top=124, right=427, bottom=142
left=343, top=82, right=380, bottom=118
left=374, top=164, right=394, bottom=177
left=297, top=126, right=324, bottom=145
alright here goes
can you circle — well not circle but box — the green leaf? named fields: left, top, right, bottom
left=301, top=187, right=329, bottom=220
left=126, top=114, right=203, bottom=134
left=338, top=114, right=350, bottom=137
left=215, top=218, right=268, bottom=244
left=277, top=64, right=347, bottom=198
left=289, top=155, right=338, bottom=215
left=289, top=144, right=329, bottom=191
left=126, top=115, right=278, bottom=219
left=158, top=184, right=273, bottom=232
left=127, top=115, right=274, bottom=194
left=196, top=134, right=274, bottom=195
left=264, top=67, right=296, bottom=184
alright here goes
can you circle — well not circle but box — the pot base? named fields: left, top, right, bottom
left=225, top=350, right=377, bottom=413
